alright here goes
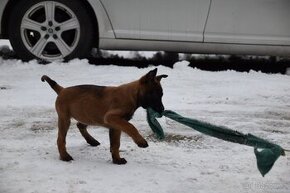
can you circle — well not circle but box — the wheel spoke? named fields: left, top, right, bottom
left=59, top=17, right=80, bottom=32
left=31, top=36, right=48, bottom=57
left=44, top=1, right=56, bottom=22
left=21, top=18, right=42, bottom=32
left=54, top=38, right=72, bottom=57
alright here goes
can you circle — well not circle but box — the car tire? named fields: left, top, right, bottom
left=8, top=0, right=95, bottom=62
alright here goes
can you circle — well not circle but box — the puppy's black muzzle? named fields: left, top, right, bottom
left=154, top=105, right=164, bottom=114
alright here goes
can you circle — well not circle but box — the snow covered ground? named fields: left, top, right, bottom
left=0, top=40, right=290, bottom=193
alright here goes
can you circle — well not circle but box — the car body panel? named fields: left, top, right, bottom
left=100, top=0, right=211, bottom=42
left=1, top=0, right=290, bottom=57
left=204, top=0, right=290, bottom=45
left=99, top=38, right=290, bottom=57
left=85, top=0, right=115, bottom=39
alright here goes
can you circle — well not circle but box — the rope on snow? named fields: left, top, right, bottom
left=146, top=108, right=287, bottom=177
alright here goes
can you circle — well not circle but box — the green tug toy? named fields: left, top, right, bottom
left=146, top=108, right=287, bottom=177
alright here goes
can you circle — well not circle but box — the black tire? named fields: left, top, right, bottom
left=8, top=0, right=95, bottom=62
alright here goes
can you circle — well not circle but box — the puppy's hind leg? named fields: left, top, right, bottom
left=57, top=116, right=73, bottom=161
left=77, top=122, right=100, bottom=146
left=109, top=128, right=127, bottom=165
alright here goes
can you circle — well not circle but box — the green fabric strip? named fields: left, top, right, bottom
left=146, top=108, right=285, bottom=176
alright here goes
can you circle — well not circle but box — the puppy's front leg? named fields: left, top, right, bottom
left=105, top=114, right=148, bottom=148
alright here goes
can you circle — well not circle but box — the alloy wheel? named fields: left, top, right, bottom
left=20, top=1, right=80, bottom=61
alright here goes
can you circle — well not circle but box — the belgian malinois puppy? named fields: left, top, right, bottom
left=41, top=68, right=167, bottom=164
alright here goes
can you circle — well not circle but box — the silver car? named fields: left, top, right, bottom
left=1, top=0, right=289, bottom=61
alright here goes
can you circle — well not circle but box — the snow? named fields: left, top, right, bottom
left=0, top=40, right=290, bottom=193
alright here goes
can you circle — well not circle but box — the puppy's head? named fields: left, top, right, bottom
left=139, top=68, right=168, bottom=114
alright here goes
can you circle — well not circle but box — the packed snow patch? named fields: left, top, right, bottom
left=0, top=48, right=290, bottom=192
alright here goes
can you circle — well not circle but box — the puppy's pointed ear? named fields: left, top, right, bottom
left=148, top=68, right=158, bottom=77
left=156, top=74, right=168, bottom=82
left=140, top=68, right=158, bottom=84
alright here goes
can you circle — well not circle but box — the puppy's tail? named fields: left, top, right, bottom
left=41, top=75, right=63, bottom=95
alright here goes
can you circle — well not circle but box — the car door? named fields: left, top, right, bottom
left=101, top=0, right=211, bottom=42
left=204, top=0, right=290, bottom=45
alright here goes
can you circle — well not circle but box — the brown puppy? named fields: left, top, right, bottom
left=41, top=68, right=167, bottom=164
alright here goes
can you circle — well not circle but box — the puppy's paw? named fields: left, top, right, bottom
left=137, top=140, right=149, bottom=148
left=87, top=139, right=101, bottom=147
left=113, top=158, right=127, bottom=165
left=60, top=154, right=74, bottom=162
